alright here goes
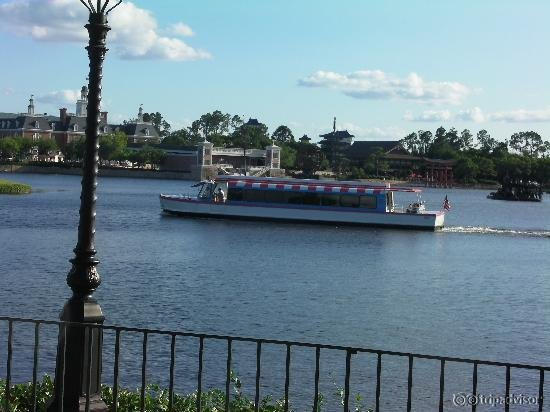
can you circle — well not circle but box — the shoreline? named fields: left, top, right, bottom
left=0, top=164, right=504, bottom=190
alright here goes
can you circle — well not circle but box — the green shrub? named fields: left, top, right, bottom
left=0, top=179, right=31, bottom=194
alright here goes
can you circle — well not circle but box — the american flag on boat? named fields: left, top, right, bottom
left=443, top=195, right=451, bottom=211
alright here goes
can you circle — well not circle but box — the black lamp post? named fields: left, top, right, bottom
left=48, top=1, right=121, bottom=411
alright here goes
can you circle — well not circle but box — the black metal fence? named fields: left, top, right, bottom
left=1, top=316, right=548, bottom=412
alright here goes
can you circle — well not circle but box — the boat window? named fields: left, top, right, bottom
left=286, top=193, right=303, bottom=204
left=264, top=190, right=287, bottom=204
left=228, top=188, right=244, bottom=201
left=320, top=194, right=339, bottom=206
left=359, top=195, right=377, bottom=209
left=244, top=190, right=265, bottom=203
left=302, top=193, right=320, bottom=206
left=340, top=194, right=360, bottom=208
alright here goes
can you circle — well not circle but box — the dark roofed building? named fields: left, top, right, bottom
left=112, top=105, right=160, bottom=144
left=244, top=118, right=261, bottom=127
left=346, top=140, right=407, bottom=161
left=319, top=118, right=354, bottom=145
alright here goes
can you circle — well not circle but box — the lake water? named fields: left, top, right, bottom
left=0, top=172, right=549, bottom=411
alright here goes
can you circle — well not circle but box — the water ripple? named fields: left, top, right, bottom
left=443, top=225, right=550, bottom=238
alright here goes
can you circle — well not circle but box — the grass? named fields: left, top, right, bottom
left=0, top=179, right=31, bottom=194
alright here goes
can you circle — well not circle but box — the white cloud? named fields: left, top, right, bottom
left=488, top=108, right=550, bottom=123
left=168, top=22, right=195, bottom=37
left=0, top=0, right=210, bottom=61
left=405, top=106, right=550, bottom=124
left=37, top=89, right=81, bottom=106
left=403, top=110, right=452, bottom=122
left=457, top=107, right=485, bottom=123
left=340, top=122, right=406, bottom=140
left=299, top=70, right=470, bottom=105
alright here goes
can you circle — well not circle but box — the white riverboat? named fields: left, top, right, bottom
left=160, top=176, right=445, bottom=230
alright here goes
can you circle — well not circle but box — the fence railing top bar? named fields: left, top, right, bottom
left=2, top=316, right=549, bottom=371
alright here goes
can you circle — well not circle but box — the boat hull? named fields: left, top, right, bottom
left=160, top=195, right=445, bottom=230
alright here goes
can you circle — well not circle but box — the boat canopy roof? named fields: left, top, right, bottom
left=216, top=176, right=421, bottom=194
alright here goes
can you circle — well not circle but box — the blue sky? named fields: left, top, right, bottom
left=1, top=0, right=549, bottom=143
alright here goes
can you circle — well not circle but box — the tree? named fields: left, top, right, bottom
left=162, top=129, right=202, bottom=147
left=64, top=138, right=86, bottom=161
left=272, top=125, right=295, bottom=143
left=401, top=132, right=419, bottom=155
left=230, top=122, right=271, bottom=149
left=36, top=138, right=58, bottom=155
left=418, top=130, right=433, bottom=155
left=434, top=126, right=447, bottom=143
left=143, top=112, right=171, bottom=137
left=0, top=137, right=20, bottom=159
left=476, top=130, right=498, bottom=154
left=295, top=142, right=324, bottom=177
left=445, top=128, right=460, bottom=150
left=510, top=131, right=545, bottom=157
left=454, top=157, right=479, bottom=183
left=99, top=131, right=127, bottom=161
left=459, top=129, right=474, bottom=151
left=279, top=144, right=297, bottom=169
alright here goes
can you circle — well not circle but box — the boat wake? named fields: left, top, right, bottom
left=443, top=226, right=550, bottom=238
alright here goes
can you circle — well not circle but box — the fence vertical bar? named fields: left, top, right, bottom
left=471, top=362, right=478, bottom=412
left=57, top=322, right=67, bottom=412
left=255, top=341, right=262, bottom=412
left=32, top=322, right=40, bottom=412
left=343, top=349, right=352, bottom=412
left=225, top=339, right=232, bottom=412
left=140, top=331, right=148, bottom=412
left=284, top=344, right=291, bottom=412
left=197, top=336, right=204, bottom=412
left=113, top=329, right=121, bottom=412
left=85, top=326, right=94, bottom=412
left=439, top=359, right=445, bottom=412
left=406, top=355, right=413, bottom=412
left=5, top=320, right=13, bottom=411
left=375, top=353, right=382, bottom=412
left=504, top=365, right=510, bottom=412
left=312, top=346, right=320, bottom=412
left=538, top=369, right=544, bottom=412
left=169, top=334, right=176, bottom=412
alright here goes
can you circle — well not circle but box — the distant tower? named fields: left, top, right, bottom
left=138, top=104, right=144, bottom=122
left=27, top=95, right=35, bottom=115
left=76, top=85, right=88, bottom=117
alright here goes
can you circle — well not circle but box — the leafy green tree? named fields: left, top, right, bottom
left=36, top=138, right=58, bottom=155
left=401, top=132, right=419, bottom=155
left=162, top=129, right=203, bottom=147
left=99, top=131, right=127, bottom=161
left=454, top=157, right=479, bottom=183
left=0, top=137, right=21, bottom=159
left=459, top=129, right=474, bottom=151
left=434, top=126, right=447, bottom=143
left=476, top=130, right=498, bottom=153
left=445, top=128, right=460, bottom=150
left=231, top=122, right=271, bottom=149
left=64, top=138, right=86, bottom=161
left=295, top=142, right=324, bottom=177
left=143, top=112, right=171, bottom=137
left=418, top=130, right=433, bottom=155
left=510, top=131, right=545, bottom=157
left=272, top=125, right=295, bottom=143
left=279, top=144, right=297, bottom=169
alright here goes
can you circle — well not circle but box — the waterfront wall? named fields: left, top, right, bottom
left=0, top=164, right=195, bottom=180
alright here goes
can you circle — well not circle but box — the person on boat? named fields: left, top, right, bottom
left=215, top=187, right=226, bottom=203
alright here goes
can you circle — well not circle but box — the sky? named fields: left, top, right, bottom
left=1, top=0, right=550, bottom=143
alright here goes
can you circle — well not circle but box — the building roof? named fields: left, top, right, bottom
left=114, top=122, right=159, bottom=139
left=244, top=118, right=261, bottom=127
left=319, top=130, right=354, bottom=140
left=347, top=140, right=406, bottom=159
